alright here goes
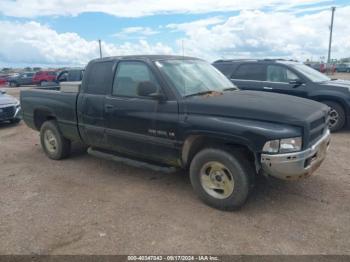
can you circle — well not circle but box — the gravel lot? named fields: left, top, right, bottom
left=0, top=73, right=349, bottom=255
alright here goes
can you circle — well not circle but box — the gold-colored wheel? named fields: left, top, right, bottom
left=200, top=161, right=234, bottom=199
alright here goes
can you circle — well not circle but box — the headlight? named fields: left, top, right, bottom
left=263, top=137, right=302, bottom=154
left=14, top=99, right=20, bottom=107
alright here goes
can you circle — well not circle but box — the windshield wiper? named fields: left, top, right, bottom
left=223, top=87, right=238, bottom=91
left=184, top=90, right=218, bottom=98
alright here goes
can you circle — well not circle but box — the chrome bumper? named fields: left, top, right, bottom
left=261, top=130, right=331, bottom=180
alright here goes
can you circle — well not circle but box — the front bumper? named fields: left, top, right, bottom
left=0, top=105, right=21, bottom=121
left=261, top=130, right=331, bottom=180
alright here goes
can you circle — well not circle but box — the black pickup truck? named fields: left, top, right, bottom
left=21, top=55, right=331, bottom=210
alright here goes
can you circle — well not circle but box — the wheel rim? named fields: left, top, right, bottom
left=328, top=107, right=339, bottom=129
left=200, top=161, right=234, bottom=199
left=44, top=129, right=58, bottom=153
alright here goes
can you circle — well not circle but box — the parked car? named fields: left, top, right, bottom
left=0, top=90, right=21, bottom=123
left=40, top=69, right=85, bottom=88
left=213, top=59, right=350, bottom=132
left=8, top=72, right=35, bottom=87
left=335, top=64, right=350, bottom=73
left=33, top=71, right=58, bottom=86
left=21, top=55, right=330, bottom=210
left=0, top=75, right=9, bottom=86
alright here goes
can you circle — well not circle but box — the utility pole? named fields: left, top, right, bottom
left=181, top=40, right=185, bottom=57
left=327, top=7, right=336, bottom=64
left=98, top=39, right=103, bottom=58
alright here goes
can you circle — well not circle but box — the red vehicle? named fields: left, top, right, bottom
left=0, top=75, right=9, bottom=86
left=33, top=71, right=57, bottom=86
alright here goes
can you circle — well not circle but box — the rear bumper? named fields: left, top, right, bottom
left=261, top=130, right=331, bottom=180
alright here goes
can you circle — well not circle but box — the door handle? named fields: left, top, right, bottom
left=105, top=104, right=115, bottom=113
left=263, top=86, right=273, bottom=90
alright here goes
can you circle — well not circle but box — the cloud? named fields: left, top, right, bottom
left=112, top=27, right=159, bottom=39
left=0, top=21, right=173, bottom=66
left=169, top=6, right=350, bottom=61
left=0, top=0, right=329, bottom=18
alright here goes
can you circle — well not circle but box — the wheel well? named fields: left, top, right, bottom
left=33, top=109, right=56, bottom=130
left=182, top=135, right=256, bottom=168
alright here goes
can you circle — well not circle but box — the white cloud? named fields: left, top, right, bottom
left=169, top=6, right=350, bottom=61
left=0, top=0, right=329, bottom=18
left=0, top=21, right=173, bottom=66
left=112, top=27, right=159, bottom=39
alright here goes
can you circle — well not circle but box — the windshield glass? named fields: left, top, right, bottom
left=155, top=59, right=235, bottom=97
left=291, top=63, right=330, bottom=82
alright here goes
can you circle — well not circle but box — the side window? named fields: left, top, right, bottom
left=213, top=63, right=235, bottom=77
left=112, top=61, right=160, bottom=97
left=86, top=61, right=114, bottom=95
left=233, top=64, right=265, bottom=81
left=267, top=65, right=299, bottom=83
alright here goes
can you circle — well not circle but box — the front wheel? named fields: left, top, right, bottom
left=323, top=101, right=345, bottom=132
left=190, top=148, right=254, bottom=211
left=40, top=120, right=71, bottom=160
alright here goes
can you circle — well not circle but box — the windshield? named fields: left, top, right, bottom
left=155, top=59, right=236, bottom=97
left=291, top=63, right=330, bottom=82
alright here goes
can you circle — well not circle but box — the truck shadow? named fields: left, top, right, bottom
left=0, top=121, right=21, bottom=129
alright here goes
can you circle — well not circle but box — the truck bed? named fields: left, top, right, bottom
left=20, top=88, right=81, bottom=142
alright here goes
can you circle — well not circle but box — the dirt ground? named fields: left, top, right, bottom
left=0, top=73, right=350, bottom=255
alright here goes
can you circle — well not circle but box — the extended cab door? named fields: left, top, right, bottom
left=77, top=61, right=115, bottom=147
left=104, top=60, right=180, bottom=163
left=230, top=63, right=267, bottom=91
left=264, top=64, right=308, bottom=97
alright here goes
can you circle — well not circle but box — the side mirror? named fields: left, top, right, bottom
left=289, top=80, right=304, bottom=87
left=137, top=81, right=166, bottom=101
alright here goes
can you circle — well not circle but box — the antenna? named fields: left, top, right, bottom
left=98, top=39, right=103, bottom=58
left=182, top=40, right=185, bottom=57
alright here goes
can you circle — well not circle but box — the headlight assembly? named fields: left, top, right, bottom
left=263, top=137, right=302, bottom=154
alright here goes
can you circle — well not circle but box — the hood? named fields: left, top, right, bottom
left=184, top=90, right=328, bottom=127
left=319, top=79, right=350, bottom=92
left=0, top=94, right=18, bottom=106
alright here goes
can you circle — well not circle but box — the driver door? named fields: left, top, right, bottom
left=104, top=60, right=179, bottom=163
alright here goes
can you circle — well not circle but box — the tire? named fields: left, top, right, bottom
left=40, top=120, right=71, bottom=160
left=10, top=118, right=21, bottom=124
left=189, top=148, right=254, bottom=211
left=323, top=101, right=346, bottom=132
left=9, top=82, right=17, bottom=87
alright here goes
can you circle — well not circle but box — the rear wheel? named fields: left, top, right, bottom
left=323, top=101, right=345, bottom=132
left=40, top=120, right=71, bottom=160
left=190, top=148, right=254, bottom=211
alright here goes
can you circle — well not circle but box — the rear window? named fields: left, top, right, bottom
left=86, top=61, right=114, bottom=95
left=233, top=63, right=266, bottom=81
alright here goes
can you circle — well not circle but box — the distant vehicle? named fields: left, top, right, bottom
left=21, top=55, right=330, bottom=210
left=0, top=75, right=9, bottom=86
left=213, top=59, right=350, bottom=131
left=33, top=71, right=58, bottom=86
left=39, top=69, right=85, bottom=89
left=0, top=90, right=21, bottom=123
left=8, top=72, right=35, bottom=87
left=305, top=63, right=326, bottom=73
left=56, top=69, right=84, bottom=82
left=335, top=64, right=350, bottom=73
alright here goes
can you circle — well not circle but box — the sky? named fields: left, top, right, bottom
left=0, top=0, right=349, bottom=67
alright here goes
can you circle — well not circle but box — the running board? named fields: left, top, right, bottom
left=88, top=147, right=178, bottom=173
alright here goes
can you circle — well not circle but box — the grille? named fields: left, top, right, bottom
left=309, top=115, right=327, bottom=145
left=0, top=105, right=15, bottom=120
